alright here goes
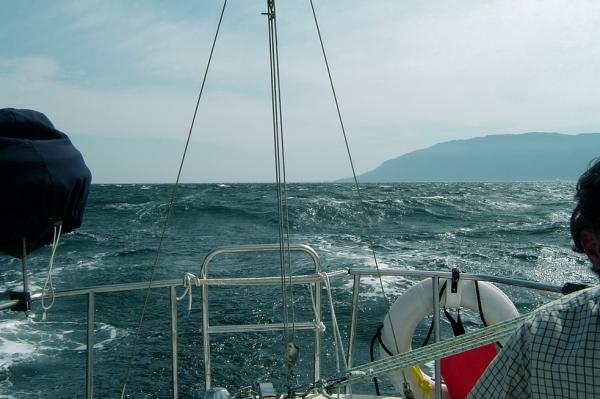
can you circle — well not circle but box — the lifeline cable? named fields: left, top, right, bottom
left=119, top=1, right=228, bottom=396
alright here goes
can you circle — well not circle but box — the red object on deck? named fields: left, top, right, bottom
left=440, top=343, right=498, bottom=399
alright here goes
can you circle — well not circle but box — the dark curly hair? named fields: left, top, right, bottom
left=571, top=158, right=600, bottom=252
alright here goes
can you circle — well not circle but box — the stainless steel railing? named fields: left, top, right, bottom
left=15, top=244, right=346, bottom=399
left=2, top=246, right=573, bottom=399
left=200, top=244, right=324, bottom=389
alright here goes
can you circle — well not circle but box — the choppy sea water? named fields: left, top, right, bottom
left=0, top=182, right=595, bottom=398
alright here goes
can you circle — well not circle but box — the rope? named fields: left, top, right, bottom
left=295, top=308, right=535, bottom=395
left=326, top=286, right=595, bottom=390
left=307, top=285, right=326, bottom=332
left=41, top=222, right=63, bottom=321
left=319, top=272, right=348, bottom=372
left=176, top=272, right=202, bottom=316
left=339, top=313, right=531, bottom=388
left=119, top=1, right=228, bottom=397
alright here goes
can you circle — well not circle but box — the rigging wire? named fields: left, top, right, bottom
left=266, top=0, right=290, bottom=343
left=308, top=0, right=403, bottom=355
left=119, top=1, right=228, bottom=397
left=265, top=0, right=299, bottom=387
left=273, top=0, right=298, bottom=342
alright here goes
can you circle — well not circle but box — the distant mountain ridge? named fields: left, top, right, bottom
left=346, top=133, right=600, bottom=182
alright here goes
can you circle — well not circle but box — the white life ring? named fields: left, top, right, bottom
left=379, top=278, right=519, bottom=399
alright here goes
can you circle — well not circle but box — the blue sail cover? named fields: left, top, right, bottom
left=0, top=108, right=92, bottom=259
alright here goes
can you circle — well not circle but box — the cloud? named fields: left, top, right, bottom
left=3, top=0, right=600, bottom=182
left=323, top=0, right=600, bottom=135
left=0, top=56, right=59, bottom=78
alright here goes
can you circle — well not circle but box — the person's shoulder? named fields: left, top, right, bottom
left=528, top=284, right=600, bottom=329
left=551, top=284, right=600, bottom=311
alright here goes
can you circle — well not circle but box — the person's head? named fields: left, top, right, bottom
left=571, top=158, right=600, bottom=272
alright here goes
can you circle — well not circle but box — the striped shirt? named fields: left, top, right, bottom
left=468, top=285, right=600, bottom=398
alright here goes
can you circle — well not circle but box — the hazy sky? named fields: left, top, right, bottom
left=2, top=0, right=600, bottom=183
